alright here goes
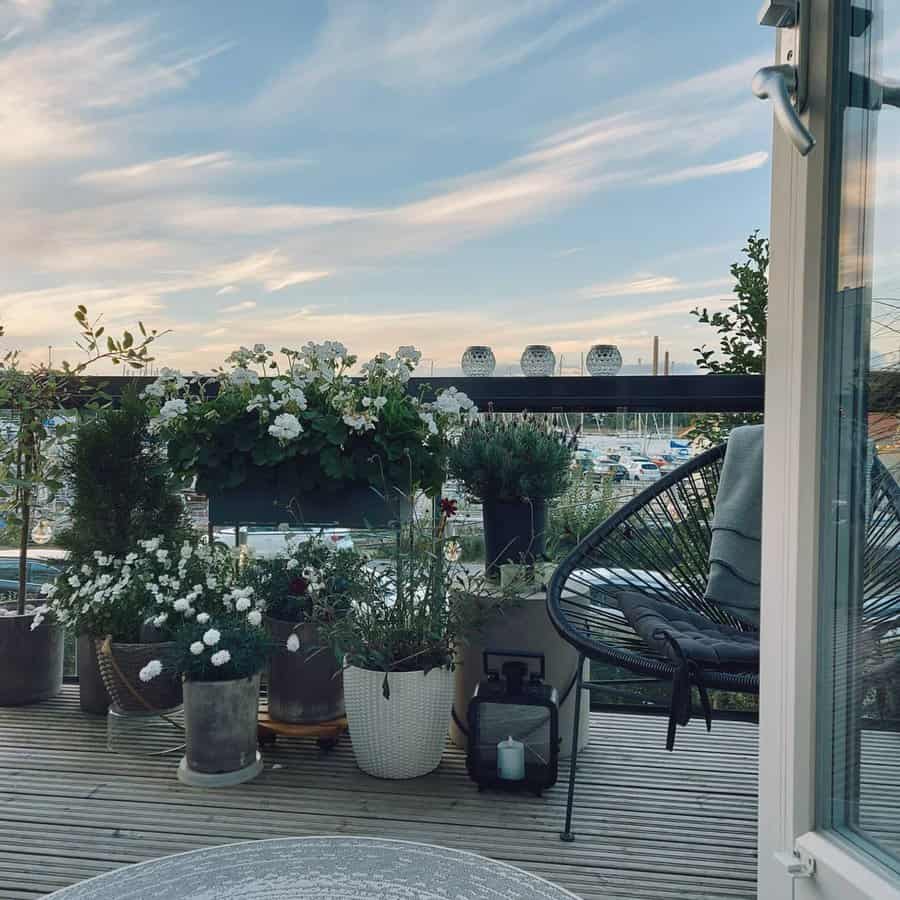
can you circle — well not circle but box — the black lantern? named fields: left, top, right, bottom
left=466, top=649, right=559, bottom=796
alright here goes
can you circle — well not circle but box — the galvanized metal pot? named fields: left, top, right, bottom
left=179, top=673, right=263, bottom=787
left=0, top=604, right=64, bottom=706
left=77, top=633, right=111, bottom=715
left=266, top=617, right=344, bottom=724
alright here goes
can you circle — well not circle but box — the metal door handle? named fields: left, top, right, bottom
left=752, top=63, right=816, bottom=156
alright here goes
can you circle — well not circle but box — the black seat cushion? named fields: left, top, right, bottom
left=618, top=593, right=760, bottom=672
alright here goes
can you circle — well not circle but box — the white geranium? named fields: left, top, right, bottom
left=202, top=628, right=221, bottom=647
left=196, top=612, right=210, bottom=624
left=139, top=659, right=163, bottom=682
left=173, top=598, right=190, bottom=612
left=159, top=398, right=188, bottom=422
left=247, top=609, right=262, bottom=627
left=286, top=633, right=301, bottom=653
left=189, top=641, right=205, bottom=656
left=227, top=367, right=260, bottom=388
left=210, top=649, right=231, bottom=667
left=268, top=412, right=303, bottom=441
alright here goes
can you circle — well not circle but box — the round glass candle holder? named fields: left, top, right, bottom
left=461, top=345, right=496, bottom=377
left=585, top=344, right=622, bottom=376
left=520, top=345, right=556, bottom=377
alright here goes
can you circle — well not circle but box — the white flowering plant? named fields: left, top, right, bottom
left=164, top=611, right=271, bottom=682
left=38, top=537, right=240, bottom=642
left=239, top=536, right=369, bottom=625
left=142, top=343, right=477, bottom=498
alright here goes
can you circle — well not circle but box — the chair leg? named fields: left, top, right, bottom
left=560, top=654, right=585, bottom=842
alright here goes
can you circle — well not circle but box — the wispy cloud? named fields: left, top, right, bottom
left=579, top=275, right=732, bottom=299
left=220, top=300, right=257, bottom=314
left=643, top=151, right=769, bottom=186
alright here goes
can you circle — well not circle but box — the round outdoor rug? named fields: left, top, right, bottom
left=47, top=836, right=581, bottom=899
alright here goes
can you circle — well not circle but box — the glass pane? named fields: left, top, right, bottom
left=819, top=0, right=900, bottom=872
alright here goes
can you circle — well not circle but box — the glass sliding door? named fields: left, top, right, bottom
left=817, top=0, right=900, bottom=876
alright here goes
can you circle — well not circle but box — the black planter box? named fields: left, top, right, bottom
left=207, top=465, right=410, bottom=528
left=482, top=498, right=547, bottom=577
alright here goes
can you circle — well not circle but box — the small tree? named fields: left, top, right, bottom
left=0, top=308, right=164, bottom=614
left=689, top=231, right=768, bottom=444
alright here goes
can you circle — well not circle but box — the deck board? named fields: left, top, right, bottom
left=1, top=687, right=762, bottom=899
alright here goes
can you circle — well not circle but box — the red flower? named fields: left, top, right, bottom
left=440, top=498, right=458, bottom=518
left=289, top=576, right=309, bottom=595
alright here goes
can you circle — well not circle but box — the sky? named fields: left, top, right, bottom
left=0, top=0, right=779, bottom=375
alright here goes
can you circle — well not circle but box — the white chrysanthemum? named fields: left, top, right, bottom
left=173, top=598, right=190, bottom=612
left=202, top=628, right=221, bottom=647
left=196, top=612, right=210, bottom=624
left=247, top=609, right=262, bottom=627
left=189, top=641, right=205, bottom=656
left=286, top=633, right=300, bottom=653
left=210, top=649, right=231, bottom=667
left=286, top=558, right=299, bottom=570
left=139, top=659, right=163, bottom=682
left=235, top=596, right=251, bottom=612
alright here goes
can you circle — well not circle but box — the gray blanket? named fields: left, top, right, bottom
left=704, top=425, right=763, bottom=627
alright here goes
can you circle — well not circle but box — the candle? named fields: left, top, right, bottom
left=497, top=736, right=525, bottom=781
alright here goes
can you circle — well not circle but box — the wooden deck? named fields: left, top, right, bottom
left=0, top=687, right=763, bottom=899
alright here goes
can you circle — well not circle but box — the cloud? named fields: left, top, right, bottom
left=77, top=153, right=236, bottom=189
left=221, top=300, right=257, bottom=314
left=578, top=275, right=732, bottom=299
left=642, top=151, right=770, bottom=186
left=252, top=0, right=622, bottom=116
left=216, top=285, right=238, bottom=295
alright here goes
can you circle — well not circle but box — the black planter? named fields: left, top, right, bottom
left=482, top=498, right=547, bottom=578
left=77, top=633, right=111, bottom=715
left=266, top=617, right=344, bottom=724
left=0, top=604, right=64, bottom=706
left=207, top=465, right=410, bottom=528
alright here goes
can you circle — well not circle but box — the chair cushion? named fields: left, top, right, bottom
left=618, top=593, right=760, bottom=671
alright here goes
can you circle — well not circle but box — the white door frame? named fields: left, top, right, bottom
left=758, top=2, right=900, bottom=898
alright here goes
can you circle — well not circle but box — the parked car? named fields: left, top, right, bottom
left=627, top=460, right=662, bottom=482
left=572, top=447, right=595, bottom=475
left=592, top=455, right=618, bottom=477
left=609, top=464, right=630, bottom=483
left=0, top=558, right=63, bottom=595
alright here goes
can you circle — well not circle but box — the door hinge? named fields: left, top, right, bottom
left=775, top=848, right=817, bottom=879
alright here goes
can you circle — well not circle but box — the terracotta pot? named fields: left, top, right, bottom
left=0, top=603, right=63, bottom=706
left=77, top=633, right=111, bottom=715
left=266, top=617, right=344, bottom=723
left=344, top=665, right=454, bottom=779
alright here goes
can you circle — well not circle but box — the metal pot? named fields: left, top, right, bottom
left=77, top=633, right=111, bottom=715
left=266, top=617, right=344, bottom=723
left=180, top=673, right=262, bottom=786
left=0, top=602, right=63, bottom=706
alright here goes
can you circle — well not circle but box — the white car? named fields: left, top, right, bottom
left=626, top=459, right=662, bottom=482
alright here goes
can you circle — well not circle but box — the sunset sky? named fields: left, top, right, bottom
left=0, top=1, right=780, bottom=374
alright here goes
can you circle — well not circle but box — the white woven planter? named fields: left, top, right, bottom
left=344, top=665, right=454, bottom=779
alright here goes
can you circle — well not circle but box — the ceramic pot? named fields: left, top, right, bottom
left=0, top=602, right=63, bottom=706
left=179, top=673, right=263, bottom=787
left=482, top=498, right=547, bottom=578
left=266, top=617, right=344, bottom=723
left=77, top=633, right=111, bottom=715
left=344, top=665, right=454, bottom=779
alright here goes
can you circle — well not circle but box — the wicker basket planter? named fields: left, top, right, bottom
left=77, top=633, right=111, bottom=715
left=94, top=638, right=183, bottom=713
left=178, top=673, right=263, bottom=787
left=0, top=603, right=63, bottom=706
left=266, top=617, right=344, bottom=724
left=344, top=665, right=454, bottom=779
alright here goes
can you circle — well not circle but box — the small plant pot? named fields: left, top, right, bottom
left=266, top=617, right=344, bottom=723
left=178, top=673, right=263, bottom=787
left=0, top=603, right=63, bottom=706
left=344, top=665, right=454, bottom=779
left=94, top=638, right=183, bottom=712
left=77, top=633, right=112, bottom=715
left=482, top=498, right=547, bottom=578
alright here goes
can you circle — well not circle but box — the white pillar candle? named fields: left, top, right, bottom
left=497, top=735, right=525, bottom=781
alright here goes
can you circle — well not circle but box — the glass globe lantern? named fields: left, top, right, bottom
left=461, top=346, right=496, bottom=377
left=520, top=345, right=556, bottom=377
left=585, top=344, right=623, bottom=376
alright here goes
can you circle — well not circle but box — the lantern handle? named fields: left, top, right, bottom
left=483, top=649, right=546, bottom=680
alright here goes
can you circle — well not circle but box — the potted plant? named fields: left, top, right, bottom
left=54, top=388, right=191, bottom=713
left=240, top=536, right=368, bottom=724
left=41, top=537, right=236, bottom=713
left=315, top=506, right=519, bottom=779
left=140, top=598, right=270, bottom=786
left=0, top=308, right=163, bottom=706
left=142, top=344, right=476, bottom=527
left=447, top=416, right=575, bottom=578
